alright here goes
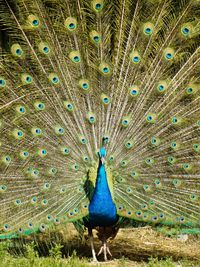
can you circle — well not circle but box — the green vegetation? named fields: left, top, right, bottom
left=0, top=241, right=88, bottom=267
left=0, top=226, right=199, bottom=266
left=0, top=241, right=200, bottom=267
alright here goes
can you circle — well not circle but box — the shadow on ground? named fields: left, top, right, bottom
left=6, top=224, right=200, bottom=263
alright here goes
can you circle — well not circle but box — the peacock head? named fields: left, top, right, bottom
left=102, top=136, right=109, bottom=145
left=99, top=147, right=107, bottom=165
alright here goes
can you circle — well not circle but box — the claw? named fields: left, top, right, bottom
left=97, top=241, right=112, bottom=261
left=98, top=245, right=104, bottom=256
left=107, top=246, right=112, bottom=257
left=89, top=227, right=112, bottom=262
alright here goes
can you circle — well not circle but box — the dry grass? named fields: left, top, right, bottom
left=54, top=224, right=200, bottom=261
left=112, top=227, right=200, bottom=260
left=3, top=224, right=200, bottom=266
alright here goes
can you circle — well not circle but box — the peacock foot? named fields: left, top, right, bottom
left=91, top=257, right=98, bottom=263
left=97, top=241, right=112, bottom=261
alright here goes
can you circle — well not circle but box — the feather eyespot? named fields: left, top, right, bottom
left=64, top=17, right=77, bottom=31
left=163, top=48, right=175, bottom=60
left=27, top=15, right=40, bottom=28
left=11, top=44, right=24, bottom=57
left=91, top=0, right=104, bottom=12
left=4, top=224, right=9, bottom=231
left=0, top=78, right=6, bottom=87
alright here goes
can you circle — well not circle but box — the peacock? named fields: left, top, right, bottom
left=0, top=0, right=200, bottom=262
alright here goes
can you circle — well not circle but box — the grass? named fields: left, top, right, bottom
left=0, top=224, right=200, bottom=267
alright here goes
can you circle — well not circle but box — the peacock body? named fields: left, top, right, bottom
left=88, top=148, right=117, bottom=228
left=0, top=0, right=200, bottom=261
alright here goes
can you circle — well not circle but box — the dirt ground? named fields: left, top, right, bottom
left=4, top=223, right=200, bottom=266
left=30, top=223, right=200, bottom=266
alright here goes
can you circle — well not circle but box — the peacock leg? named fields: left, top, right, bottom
left=98, top=240, right=110, bottom=261
left=103, top=238, right=107, bottom=261
left=97, top=228, right=112, bottom=261
left=88, top=228, right=98, bottom=262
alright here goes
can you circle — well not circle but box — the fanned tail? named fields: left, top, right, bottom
left=0, top=0, right=199, bottom=238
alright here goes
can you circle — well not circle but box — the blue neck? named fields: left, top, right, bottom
left=88, top=159, right=117, bottom=227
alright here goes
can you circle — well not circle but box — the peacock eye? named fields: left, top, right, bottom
left=0, top=79, right=5, bottom=86
left=17, top=131, right=23, bottom=136
left=126, top=187, right=132, bottom=193
left=132, top=90, right=137, bottom=95
left=187, top=87, right=193, bottom=93
left=16, top=48, right=22, bottom=55
left=99, top=63, right=111, bottom=75
left=96, top=3, right=101, bottom=9
left=155, top=179, right=161, bottom=187
left=147, top=116, right=152, bottom=121
left=167, top=53, right=172, bottom=59
left=69, top=23, right=75, bottom=29
left=65, top=17, right=78, bottom=31
left=15, top=199, right=21, bottom=205
left=26, top=76, right=32, bottom=82
left=163, top=48, right=174, bottom=60
left=82, top=83, right=88, bottom=89
left=103, top=67, right=109, bottom=73
left=43, top=46, right=49, bottom=53
left=182, top=27, right=189, bottom=34
left=11, top=43, right=24, bottom=57
left=67, top=104, right=72, bottom=109
left=74, top=56, right=80, bottom=62
left=53, top=77, right=58, bottom=83
left=32, top=19, right=39, bottom=26
left=4, top=224, right=9, bottom=230
left=152, top=216, right=158, bottom=221
left=172, top=117, right=178, bottom=123
left=94, top=36, right=100, bottom=42
left=145, top=28, right=151, bottom=34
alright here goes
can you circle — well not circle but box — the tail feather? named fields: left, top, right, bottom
left=0, top=0, right=199, bottom=237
